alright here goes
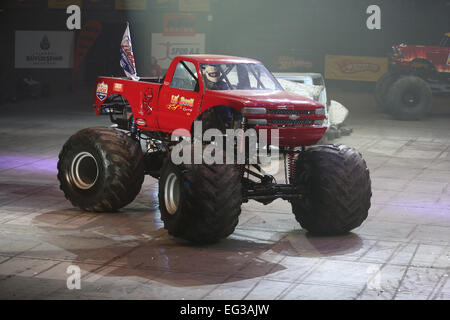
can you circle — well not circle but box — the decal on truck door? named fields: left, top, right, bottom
left=168, top=94, right=194, bottom=114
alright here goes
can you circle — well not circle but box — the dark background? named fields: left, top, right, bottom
left=0, top=0, right=449, bottom=95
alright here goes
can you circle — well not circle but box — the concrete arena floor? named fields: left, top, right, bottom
left=0, top=88, right=449, bottom=300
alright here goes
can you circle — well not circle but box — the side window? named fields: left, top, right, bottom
left=170, top=61, right=198, bottom=91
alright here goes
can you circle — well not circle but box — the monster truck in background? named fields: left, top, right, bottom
left=375, top=32, right=450, bottom=120
left=57, top=55, right=371, bottom=244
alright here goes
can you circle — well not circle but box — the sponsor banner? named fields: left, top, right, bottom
left=15, top=31, right=75, bottom=69
left=179, top=0, right=209, bottom=12
left=274, top=56, right=313, bottom=71
left=115, top=0, right=146, bottom=10
left=150, top=0, right=178, bottom=11
left=325, top=55, right=388, bottom=82
left=164, top=13, right=196, bottom=36
left=151, top=33, right=205, bottom=70
left=48, top=0, right=82, bottom=8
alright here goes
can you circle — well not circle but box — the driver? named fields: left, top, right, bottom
left=203, top=65, right=229, bottom=90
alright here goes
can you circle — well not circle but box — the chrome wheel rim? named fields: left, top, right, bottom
left=164, top=172, right=180, bottom=215
left=70, top=151, right=99, bottom=190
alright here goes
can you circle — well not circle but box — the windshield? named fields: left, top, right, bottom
left=200, top=63, right=283, bottom=91
left=440, top=35, right=450, bottom=47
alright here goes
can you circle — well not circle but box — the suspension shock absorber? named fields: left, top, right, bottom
left=238, top=120, right=247, bottom=178
left=237, top=164, right=246, bottom=178
left=287, top=152, right=297, bottom=182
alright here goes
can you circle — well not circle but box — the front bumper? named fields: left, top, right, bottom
left=254, top=125, right=327, bottom=147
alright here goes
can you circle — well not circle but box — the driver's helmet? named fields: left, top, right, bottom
left=204, top=65, right=220, bottom=83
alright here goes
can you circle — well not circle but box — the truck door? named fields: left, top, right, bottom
left=427, top=36, right=450, bottom=72
left=158, top=60, right=202, bottom=133
left=426, top=46, right=449, bottom=72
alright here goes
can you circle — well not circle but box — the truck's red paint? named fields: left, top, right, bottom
left=93, top=55, right=327, bottom=147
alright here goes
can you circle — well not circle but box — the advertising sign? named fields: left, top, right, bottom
left=164, top=13, right=196, bottom=36
left=84, top=0, right=113, bottom=10
left=151, top=33, right=205, bottom=70
left=150, top=0, right=178, bottom=11
left=274, top=56, right=313, bottom=71
left=178, top=0, right=209, bottom=12
left=325, top=55, right=388, bottom=82
left=15, top=31, right=75, bottom=69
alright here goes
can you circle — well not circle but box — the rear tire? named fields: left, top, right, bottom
left=386, top=75, right=432, bottom=120
left=159, top=160, right=242, bottom=243
left=290, top=144, right=371, bottom=235
left=57, top=127, right=144, bottom=212
left=374, top=72, right=398, bottom=112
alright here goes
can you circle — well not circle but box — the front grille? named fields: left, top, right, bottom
left=269, top=119, right=313, bottom=126
left=268, top=109, right=314, bottom=115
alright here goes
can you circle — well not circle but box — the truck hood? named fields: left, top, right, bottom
left=205, top=89, right=323, bottom=109
left=394, top=44, right=441, bottom=50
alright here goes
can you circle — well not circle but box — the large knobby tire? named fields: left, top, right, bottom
left=386, top=75, right=432, bottom=120
left=290, top=144, right=371, bottom=235
left=158, top=160, right=242, bottom=243
left=57, top=127, right=144, bottom=212
left=374, top=72, right=398, bottom=112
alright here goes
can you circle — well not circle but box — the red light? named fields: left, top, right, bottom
left=136, top=119, right=146, bottom=126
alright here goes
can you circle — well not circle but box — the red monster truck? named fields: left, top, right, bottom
left=375, top=33, right=450, bottom=120
left=58, top=55, right=372, bottom=243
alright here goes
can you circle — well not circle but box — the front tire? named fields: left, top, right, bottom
left=57, top=127, right=144, bottom=212
left=386, top=75, right=432, bottom=120
left=290, top=144, right=371, bottom=235
left=159, top=160, right=242, bottom=243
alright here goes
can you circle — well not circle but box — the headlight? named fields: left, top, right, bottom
left=314, top=120, right=323, bottom=126
left=315, top=108, right=325, bottom=116
left=242, top=107, right=267, bottom=115
left=247, top=119, right=267, bottom=125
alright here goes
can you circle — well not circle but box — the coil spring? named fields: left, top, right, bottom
left=238, top=164, right=246, bottom=177
left=287, top=153, right=297, bottom=182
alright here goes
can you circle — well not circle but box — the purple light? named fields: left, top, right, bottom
left=0, top=154, right=58, bottom=173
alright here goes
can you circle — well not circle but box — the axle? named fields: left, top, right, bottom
left=241, top=163, right=306, bottom=204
